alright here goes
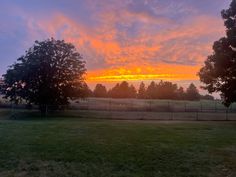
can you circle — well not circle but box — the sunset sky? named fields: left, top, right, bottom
left=0, top=0, right=231, bottom=91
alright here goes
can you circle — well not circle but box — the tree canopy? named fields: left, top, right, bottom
left=185, top=83, right=200, bottom=101
left=199, top=0, right=236, bottom=106
left=108, top=81, right=137, bottom=98
left=137, top=82, right=146, bottom=99
left=92, top=81, right=209, bottom=101
left=93, top=84, right=107, bottom=98
left=1, top=38, right=86, bottom=113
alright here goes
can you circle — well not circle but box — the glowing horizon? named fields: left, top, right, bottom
left=86, top=64, right=200, bottom=82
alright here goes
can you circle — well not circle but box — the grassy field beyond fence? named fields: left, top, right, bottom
left=74, top=98, right=236, bottom=113
left=1, top=98, right=236, bottom=121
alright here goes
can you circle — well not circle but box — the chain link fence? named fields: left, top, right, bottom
left=1, top=98, right=236, bottom=121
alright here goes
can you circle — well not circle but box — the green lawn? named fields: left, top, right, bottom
left=0, top=118, right=236, bottom=177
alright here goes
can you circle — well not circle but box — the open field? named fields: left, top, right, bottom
left=0, top=117, right=236, bottom=177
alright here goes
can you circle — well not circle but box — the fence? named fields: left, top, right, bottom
left=1, top=98, right=236, bottom=121
left=73, top=98, right=236, bottom=113
left=69, top=98, right=236, bottom=121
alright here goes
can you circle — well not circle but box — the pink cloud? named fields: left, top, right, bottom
left=23, top=8, right=225, bottom=83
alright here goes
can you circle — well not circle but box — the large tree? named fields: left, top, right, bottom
left=199, top=0, right=236, bottom=106
left=1, top=38, right=86, bottom=113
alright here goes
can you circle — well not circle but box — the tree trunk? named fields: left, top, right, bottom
left=39, top=105, right=47, bottom=117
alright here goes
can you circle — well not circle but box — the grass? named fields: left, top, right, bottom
left=0, top=117, right=236, bottom=177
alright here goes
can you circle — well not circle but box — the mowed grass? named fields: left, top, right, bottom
left=0, top=118, right=236, bottom=177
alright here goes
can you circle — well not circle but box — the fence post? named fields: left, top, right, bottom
left=226, top=108, right=229, bottom=121
left=168, top=101, right=170, bottom=110
left=11, top=101, right=14, bottom=118
left=130, top=99, right=133, bottom=111
left=168, top=102, right=173, bottom=120
left=109, top=99, right=112, bottom=119
left=149, top=101, right=152, bottom=112
left=45, top=105, right=48, bottom=118
left=109, top=99, right=112, bottom=111
left=171, top=106, right=173, bottom=121
left=196, top=110, right=199, bottom=121
left=215, top=101, right=217, bottom=113
left=87, top=99, right=89, bottom=110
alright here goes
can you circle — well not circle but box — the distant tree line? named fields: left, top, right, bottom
left=91, top=81, right=214, bottom=101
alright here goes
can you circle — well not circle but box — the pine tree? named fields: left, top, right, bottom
left=186, top=83, right=200, bottom=101
left=146, top=81, right=157, bottom=99
left=137, top=82, right=146, bottom=99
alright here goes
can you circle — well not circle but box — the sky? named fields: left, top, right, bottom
left=0, top=0, right=231, bottom=92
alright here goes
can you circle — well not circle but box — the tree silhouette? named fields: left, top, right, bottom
left=94, top=81, right=210, bottom=101
left=129, top=84, right=137, bottom=98
left=81, top=83, right=93, bottom=97
left=137, top=82, right=146, bottom=99
left=156, top=81, right=178, bottom=99
left=1, top=38, right=86, bottom=114
left=176, top=86, right=185, bottom=100
left=108, top=83, right=120, bottom=98
left=93, top=84, right=107, bottom=98
left=108, top=81, right=136, bottom=98
left=185, top=83, right=200, bottom=101
left=146, top=81, right=157, bottom=99
left=199, top=0, right=236, bottom=106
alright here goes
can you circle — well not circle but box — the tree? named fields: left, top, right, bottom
left=129, top=84, right=137, bottom=98
left=1, top=38, right=86, bottom=114
left=137, top=82, right=146, bottom=99
left=156, top=81, right=178, bottom=99
left=108, top=83, right=120, bottom=98
left=108, top=81, right=136, bottom=98
left=198, top=0, right=236, bottom=106
left=146, top=81, right=157, bottom=99
left=176, top=86, right=185, bottom=100
left=185, top=83, right=200, bottom=101
left=81, top=83, right=93, bottom=97
left=119, top=81, right=130, bottom=98
left=93, top=84, right=107, bottom=97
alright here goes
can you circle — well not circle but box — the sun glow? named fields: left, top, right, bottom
left=86, top=64, right=200, bottom=82
left=87, top=74, right=192, bottom=82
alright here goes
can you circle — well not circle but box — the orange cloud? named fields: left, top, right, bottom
left=86, top=64, right=200, bottom=82
left=33, top=11, right=224, bottom=84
